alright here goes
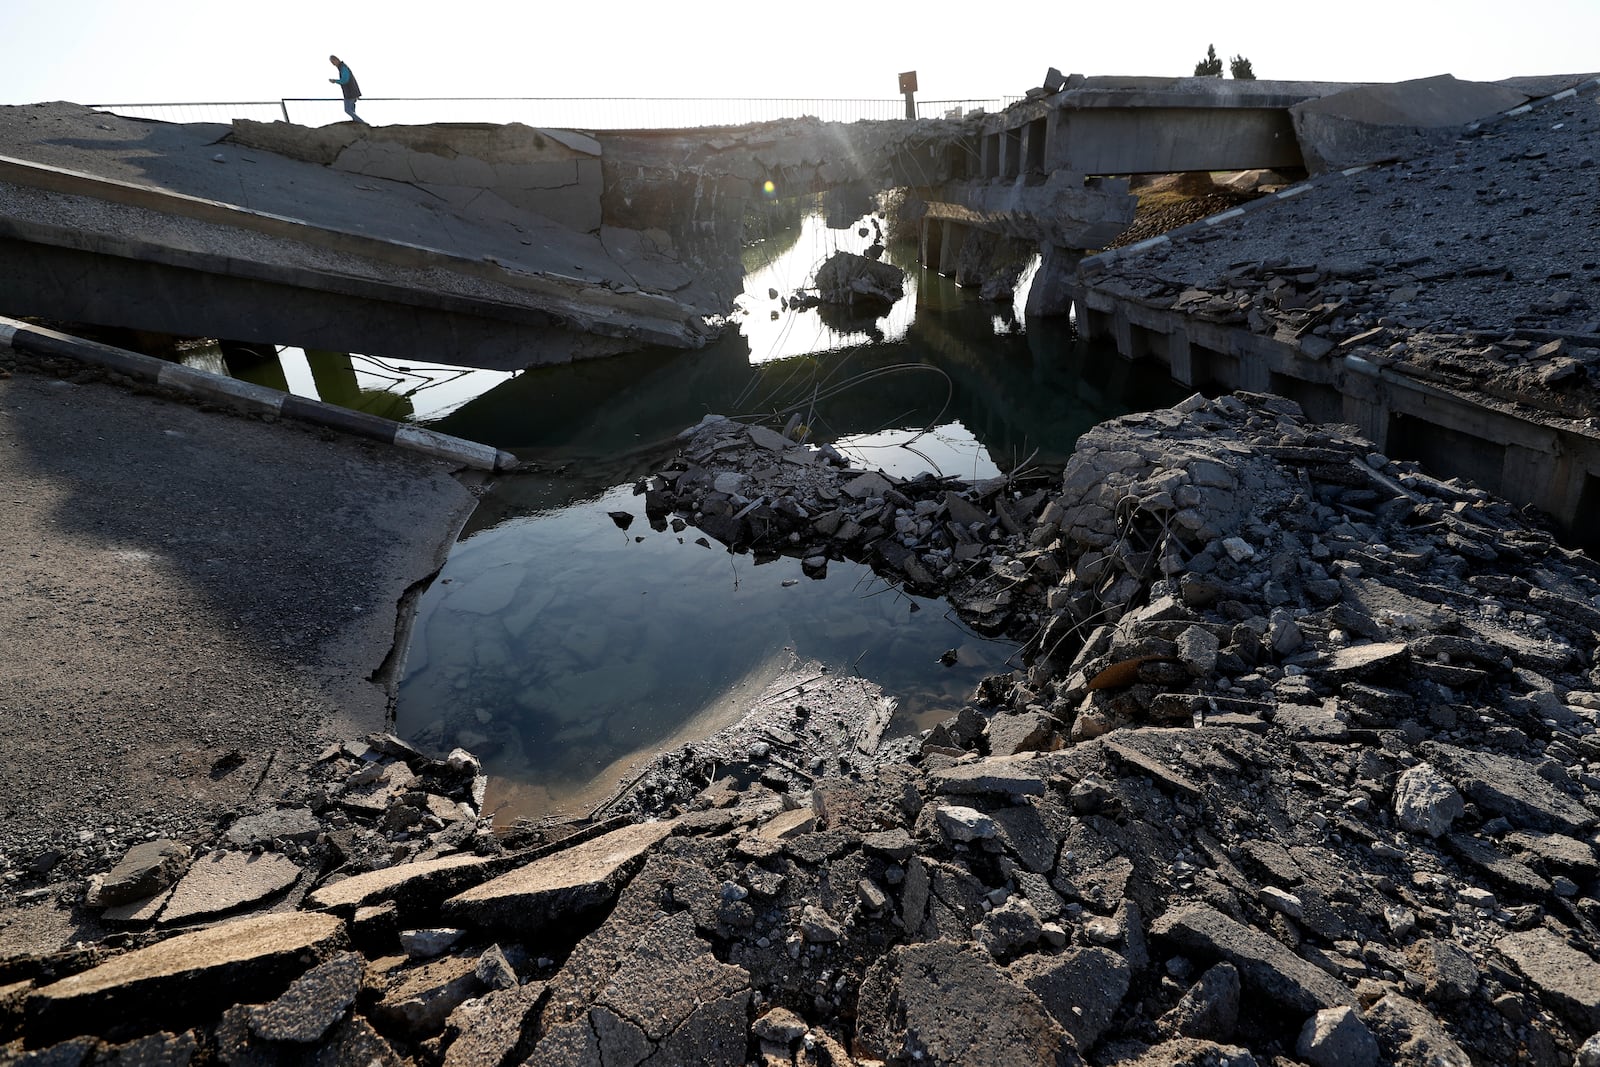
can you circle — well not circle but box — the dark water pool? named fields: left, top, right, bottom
left=382, top=218, right=1187, bottom=823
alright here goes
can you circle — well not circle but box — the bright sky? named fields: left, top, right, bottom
left=3, top=0, right=1596, bottom=107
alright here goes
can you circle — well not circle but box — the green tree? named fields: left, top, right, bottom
left=1193, top=44, right=1223, bottom=78
left=1230, top=54, right=1257, bottom=80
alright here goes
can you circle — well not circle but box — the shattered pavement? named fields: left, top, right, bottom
left=5, top=389, right=1600, bottom=1066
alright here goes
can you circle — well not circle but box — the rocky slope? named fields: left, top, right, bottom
left=4, top=391, right=1599, bottom=1067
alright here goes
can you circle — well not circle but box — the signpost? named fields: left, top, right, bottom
left=898, top=71, right=918, bottom=120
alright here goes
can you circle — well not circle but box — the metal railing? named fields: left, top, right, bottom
left=88, top=96, right=1021, bottom=130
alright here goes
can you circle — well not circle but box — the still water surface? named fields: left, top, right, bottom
left=196, top=213, right=1186, bottom=823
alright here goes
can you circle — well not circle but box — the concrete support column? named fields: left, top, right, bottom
left=1001, top=127, right=1024, bottom=179
left=1235, top=346, right=1272, bottom=392
left=1503, top=442, right=1568, bottom=523
left=1340, top=367, right=1388, bottom=449
left=954, top=229, right=995, bottom=289
left=919, top=217, right=945, bottom=271
left=1022, top=118, right=1048, bottom=174
left=1024, top=244, right=1080, bottom=319
left=938, top=221, right=968, bottom=277
left=1166, top=329, right=1194, bottom=385
left=1111, top=309, right=1134, bottom=361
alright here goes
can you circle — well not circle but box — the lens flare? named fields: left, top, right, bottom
left=762, top=179, right=776, bottom=198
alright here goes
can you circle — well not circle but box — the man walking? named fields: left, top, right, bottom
left=328, top=56, right=365, bottom=124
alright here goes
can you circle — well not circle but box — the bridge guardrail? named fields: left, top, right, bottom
left=88, top=96, right=1021, bottom=129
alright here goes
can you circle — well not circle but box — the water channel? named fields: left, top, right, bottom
left=185, top=209, right=1189, bottom=823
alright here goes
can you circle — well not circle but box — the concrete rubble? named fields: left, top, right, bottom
left=1080, top=82, right=1600, bottom=445
left=4, top=386, right=1600, bottom=1066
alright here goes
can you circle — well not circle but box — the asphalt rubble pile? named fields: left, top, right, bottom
left=1083, top=86, right=1600, bottom=426
left=5, top=391, right=1600, bottom=1067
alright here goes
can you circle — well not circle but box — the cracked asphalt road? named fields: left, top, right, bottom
left=0, top=359, right=477, bottom=914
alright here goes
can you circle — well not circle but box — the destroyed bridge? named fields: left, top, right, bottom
left=4, top=73, right=1598, bottom=540
left=0, top=74, right=1499, bottom=369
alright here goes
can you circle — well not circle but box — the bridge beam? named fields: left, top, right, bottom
left=0, top=236, right=635, bottom=371
left=1046, top=106, right=1303, bottom=175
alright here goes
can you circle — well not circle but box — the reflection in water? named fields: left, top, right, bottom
left=180, top=344, right=512, bottom=422
left=398, top=219, right=1188, bottom=824
left=397, top=482, right=1019, bottom=822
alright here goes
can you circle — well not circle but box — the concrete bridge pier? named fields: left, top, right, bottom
left=1025, top=246, right=1083, bottom=319
left=919, top=217, right=1063, bottom=305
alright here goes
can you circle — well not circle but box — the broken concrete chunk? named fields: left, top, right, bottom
left=935, top=805, right=998, bottom=843
left=1413, top=939, right=1479, bottom=1004
left=1151, top=903, right=1356, bottom=1014
left=1010, top=945, right=1130, bottom=1052
left=97, top=1030, right=197, bottom=1067
left=224, top=807, right=322, bottom=849
left=473, top=944, right=519, bottom=991
left=307, top=852, right=514, bottom=915
left=88, top=840, right=191, bottom=908
left=25, top=912, right=345, bottom=1043
left=368, top=954, right=479, bottom=1037
left=1176, top=625, right=1220, bottom=677
left=1497, top=928, right=1600, bottom=1031
left=1161, top=961, right=1241, bottom=1042
left=799, top=904, right=843, bottom=943
left=1443, top=834, right=1552, bottom=898
left=580, top=911, right=749, bottom=1051
left=752, top=1005, right=808, bottom=1044
left=1422, top=743, right=1597, bottom=835
left=1362, top=992, right=1473, bottom=1067
left=249, top=950, right=363, bottom=1044
left=857, top=941, right=1076, bottom=1067
left=1298, top=1005, right=1380, bottom=1067
left=984, top=710, right=1062, bottom=757
left=928, top=755, right=1050, bottom=799
left=814, top=250, right=904, bottom=308
left=746, top=423, right=794, bottom=452
left=974, top=898, right=1044, bottom=959
left=862, top=827, right=915, bottom=863
left=756, top=807, right=816, bottom=842
left=442, top=981, right=546, bottom=1067
left=1394, top=764, right=1464, bottom=839
left=1326, top=641, right=1409, bottom=677
left=400, top=928, right=466, bottom=960
left=441, top=820, right=675, bottom=934
left=842, top=471, right=896, bottom=500
left=160, top=850, right=300, bottom=925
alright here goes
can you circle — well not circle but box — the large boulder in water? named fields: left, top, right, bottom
left=813, top=251, right=905, bottom=309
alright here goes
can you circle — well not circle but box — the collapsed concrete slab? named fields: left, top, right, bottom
left=232, top=120, right=605, bottom=233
